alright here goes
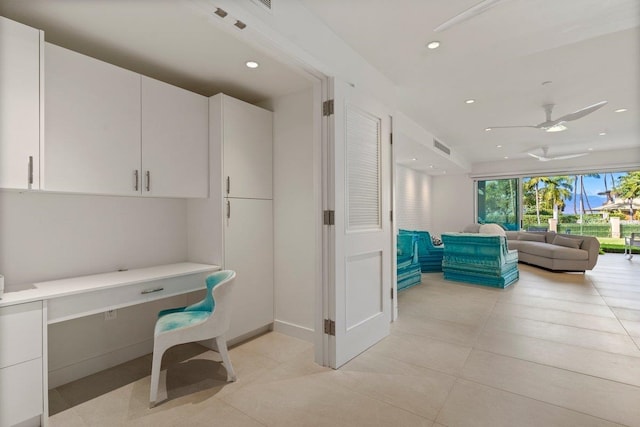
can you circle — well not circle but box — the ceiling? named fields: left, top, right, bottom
left=1, top=0, right=638, bottom=174
left=301, top=0, right=640, bottom=170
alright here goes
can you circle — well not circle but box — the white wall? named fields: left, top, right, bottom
left=430, top=174, right=475, bottom=236
left=261, top=88, right=316, bottom=342
left=0, top=191, right=188, bottom=288
left=395, top=165, right=432, bottom=232
left=0, top=190, right=191, bottom=386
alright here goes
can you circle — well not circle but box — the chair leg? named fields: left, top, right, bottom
left=215, top=335, right=236, bottom=382
left=149, top=341, right=166, bottom=407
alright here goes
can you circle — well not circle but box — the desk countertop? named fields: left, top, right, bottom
left=0, top=262, right=220, bottom=308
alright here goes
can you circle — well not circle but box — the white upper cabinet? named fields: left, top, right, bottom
left=0, top=17, right=42, bottom=190
left=44, top=43, right=209, bottom=197
left=45, top=42, right=141, bottom=195
left=211, top=94, right=273, bottom=200
left=141, top=76, right=208, bottom=198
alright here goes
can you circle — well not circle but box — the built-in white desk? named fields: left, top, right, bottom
left=0, top=262, right=219, bottom=427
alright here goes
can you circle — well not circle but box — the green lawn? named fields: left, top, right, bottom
left=597, top=237, right=640, bottom=254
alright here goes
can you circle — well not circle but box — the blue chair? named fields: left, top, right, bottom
left=149, top=270, right=237, bottom=406
left=441, top=233, right=519, bottom=288
left=400, top=230, right=444, bottom=272
left=397, top=233, right=422, bottom=291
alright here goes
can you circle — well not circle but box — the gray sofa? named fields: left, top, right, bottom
left=505, top=231, right=600, bottom=272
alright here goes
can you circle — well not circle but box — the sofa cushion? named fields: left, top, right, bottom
left=479, top=223, right=506, bottom=236
left=552, top=235, right=583, bottom=249
left=521, top=241, right=588, bottom=260
left=518, top=232, right=546, bottom=242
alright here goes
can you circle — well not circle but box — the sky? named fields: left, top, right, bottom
left=524, top=170, right=633, bottom=214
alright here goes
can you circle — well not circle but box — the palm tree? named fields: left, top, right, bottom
left=524, top=177, right=546, bottom=224
left=573, top=174, right=599, bottom=215
left=616, top=171, right=640, bottom=218
left=541, top=176, right=573, bottom=220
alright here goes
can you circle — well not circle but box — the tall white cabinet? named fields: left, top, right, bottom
left=44, top=43, right=208, bottom=197
left=190, top=94, right=274, bottom=341
left=0, top=17, right=42, bottom=190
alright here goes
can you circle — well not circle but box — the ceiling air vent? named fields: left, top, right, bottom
left=252, top=0, right=272, bottom=10
left=433, top=138, right=451, bottom=155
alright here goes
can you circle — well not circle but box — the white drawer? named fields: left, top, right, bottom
left=47, top=271, right=210, bottom=323
left=0, top=357, right=43, bottom=427
left=0, top=301, right=43, bottom=369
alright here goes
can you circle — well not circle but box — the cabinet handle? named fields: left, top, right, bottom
left=146, top=171, right=151, bottom=192
left=141, top=287, right=164, bottom=294
left=226, top=176, right=230, bottom=195
left=28, top=156, right=34, bottom=186
left=227, top=200, right=231, bottom=219
left=134, top=170, right=139, bottom=191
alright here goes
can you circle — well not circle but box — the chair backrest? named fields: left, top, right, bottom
left=203, top=270, right=236, bottom=336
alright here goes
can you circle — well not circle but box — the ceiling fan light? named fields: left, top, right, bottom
left=546, top=124, right=567, bottom=132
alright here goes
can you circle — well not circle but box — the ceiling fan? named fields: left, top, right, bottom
left=527, top=146, right=589, bottom=162
left=487, top=101, right=608, bottom=132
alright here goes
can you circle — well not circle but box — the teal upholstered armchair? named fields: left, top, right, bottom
left=396, top=233, right=422, bottom=291
left=400, top=229, right=444, bottom=272
left=441, top=233, right=519, bottom=288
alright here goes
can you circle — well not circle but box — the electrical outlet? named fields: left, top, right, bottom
left=104, top=309, right=117, bottom=320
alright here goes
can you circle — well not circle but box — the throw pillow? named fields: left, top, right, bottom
left=479, top=223, right=506, bottom=236
left=552, top=235, right=582, bottom=249
left=462, top=223, right=481, bottom=233
left=518, top=233, right=546, bottom=242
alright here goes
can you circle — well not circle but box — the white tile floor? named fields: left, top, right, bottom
left=49, top=254, right=639, bottom=426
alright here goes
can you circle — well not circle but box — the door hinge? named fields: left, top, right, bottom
left=323, top=99, right=334, bottom=116
left=390, top=132, right=393, bottom=145
left=391, top=287, right=394, bottom=300
left=324, top=319, right=335, bottom=336
left=390, top=210, right=393, bottom=222
left=323, top=210, right=335, bottom=225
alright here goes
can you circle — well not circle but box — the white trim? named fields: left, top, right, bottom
left=273, top=320, right=314, bottom=343
left=48, top=339, right=153, bottom=388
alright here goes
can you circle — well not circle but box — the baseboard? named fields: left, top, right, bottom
left=48, top=339, right=154, bottom=389
left=273, top=319, right=314, bottom=343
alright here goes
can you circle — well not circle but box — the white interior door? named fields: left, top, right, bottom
left=327, top=78, right=391, bottom=368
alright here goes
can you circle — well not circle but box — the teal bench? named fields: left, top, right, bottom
left=399, top=229, right=444, bottom=272
left=441, top=233, right=519, bottom=289
left=397, top=233, right=422, bottom=291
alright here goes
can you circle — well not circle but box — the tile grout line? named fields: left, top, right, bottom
left=587, top=272, right=640, bottom=352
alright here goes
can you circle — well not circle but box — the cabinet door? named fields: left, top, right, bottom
left=224, top=198, right=274, bottom=340
left=222, top=95, right=273, bottom=199
left=141, top=76, right=208, bottom=198
left=0, top=302, right=43, bottom=369
left=0, top=358, right=43, bottom=427
left=0, top=302, right=43, bottom=427
left=44, top=43, right=141, bottom=195
left=0, top=17, right=41, bottom=190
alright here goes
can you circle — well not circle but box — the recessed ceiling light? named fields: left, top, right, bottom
left=588, top=148, right=594, bottom=151
left=465, top=99, right=475, bottom=104
left=427, top=41, right=441, bottom=49
left=485, top=127, right=492, bottom=131
left=411, top=158, right=417, bottom=161
left=615, top=108, right=628, bottom=113
left=496, top=144, right=502, bottom=148
left=429, top=164, right=434, bottom=168
left=504, top=156, right=509, bottom=159
left=599, top=132, right=607, bottom=136
left=245, top=61, right=259, bottom=69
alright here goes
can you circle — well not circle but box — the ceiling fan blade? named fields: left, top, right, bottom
left=527, top=152, right=549, bottom=161
left=548, top=152, right=590, bottom=161
left=434, top=0, right=506, bottom=32
left=555, top=101, right=608, bottom=122
left=487, top=125, right=538, bottom=129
